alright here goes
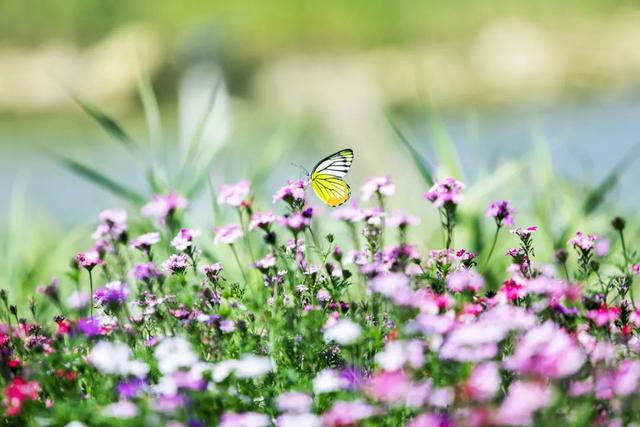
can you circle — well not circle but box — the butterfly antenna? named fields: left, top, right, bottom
left=290, top=162, right=310, bottom=179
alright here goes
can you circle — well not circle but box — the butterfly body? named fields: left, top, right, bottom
left=309, top=149, right=353, bottom=207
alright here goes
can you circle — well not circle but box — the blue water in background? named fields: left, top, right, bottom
left=2, top=93, right=640, bottom=227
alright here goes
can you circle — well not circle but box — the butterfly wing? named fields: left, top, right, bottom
left=311, top=149, right=353, bottom=179
left=311, top=174, right=351, bottom=207
left=310, top=149, right=353, bottom=207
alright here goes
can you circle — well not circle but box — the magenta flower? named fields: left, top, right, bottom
left=365, top=369, right=410, bottom=405
left=141, top=192, right=188, bottom=224
left=494, top=381, right=552, bottom=426
left=130, top=232, right=161, bottom=251
left=424, top=177, right=465, bottom=207
left=75, top=250, right=103, bottom=271
left=511, top=225, right=538, bottom=238
left=278, top=212, right=311, bottom=233
left=586, top=304, right=620, bottom=326
left=361, top=176, right=395, bottom=201
left=161, top=254, right=189, bottom=274
left=568, top=231, right=597, bottom=251
left=218, top=180, right=250, bottom=207
left=321, top=400, right=377, bottom=427
left=248, top=211, right=276, bottom=231
left=213, top=223, right=243, bottom=245
left=273, top=179, right=307, bottom=204
left=170, top=228, right=201, bottom=251
left=486, top=200, right=515, bottom=226
left=446, top=270, right=484, bottom=293
left=630, top=264, right=640, bottom=276
left=504, top=321, right=585, bottom=379
left=407, top=413, right=453, bottom=427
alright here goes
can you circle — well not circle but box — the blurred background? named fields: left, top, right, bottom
left=2, top=0, right=640, bottom=298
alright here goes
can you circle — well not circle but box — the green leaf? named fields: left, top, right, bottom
left=426, top=107, right=464, bottom=179
left=71, top=95, right=135, bottom=150
left=386, top=113, right=434, bottom=186
left=136, top=67, right=166, bottom=185
left=56, top=156, right=146, bottom=205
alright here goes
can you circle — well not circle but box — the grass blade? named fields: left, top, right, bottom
left=387, top=113, right=434, bottom=186
left=71, top=95, right=135, bottom=150
left=57, top=156, right=146, bottom=205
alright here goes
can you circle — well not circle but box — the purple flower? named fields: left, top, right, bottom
left=446, top=270, right=484, bottom=293
left=361, top=176, right=395, bottom=201
left=424, top=177, right=465, bottom=207
left=249, top=211, right=276, bottom=231
left=141, top=192, right=188, bottom=224
left=214, top=224, right=243, bottom=245
left=253, top=253, right=276, bottom=272
left=568, top=231, right=597, bottom=251
left=130, top=262, right=162, bottom=282
left=386, top=211, right=420, bottom=228
left=202, top=263, right=224, bottom=282
left=218, top=180, right=250, bottom=207
left=486, top=200, right=515, bottom=226
left=511, top=225, right=538, bottom=238
left=117, top=378, right=146, bottom=399
left=331, top=204, right=365, bottom=222
left=94, top=281, right=129, bottom=308
left=278, top=212, right=311, bottom=233
left=273, top=180, right=307, bottom=204
left=92, top=208, right=128, bottom=241
left=219, top=412, right=269, bottom=427
left=75, top=250, right=103, bottom=271
left=162, top=254, right=189, bottom=274
left=76, top=316, right=103, bottom=337
left=171, top=228, right=201, bottom=251
left=130, top=232, right=161, bottom=251
left=152, top=394, right=187, bottom=414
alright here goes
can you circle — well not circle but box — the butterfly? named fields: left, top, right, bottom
left=308, top=148, right=354, bottom=207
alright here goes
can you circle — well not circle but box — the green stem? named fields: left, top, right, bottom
left=620, top=229, right=630, bottom=265
left=485, top=225, right=501, bottom=265
left=88, top=270, right=94, bottom=317
left=229, top=244, right=248, bottom=286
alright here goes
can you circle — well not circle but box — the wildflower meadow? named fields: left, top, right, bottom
left=3, top=121, right=640, bottom=427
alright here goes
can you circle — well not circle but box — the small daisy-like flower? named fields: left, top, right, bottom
left=249, top=211, right=277, bottom=231
left=170, top=228, right=201, bottom=251
left=141, top=192, right=188, bottom=224
left=486, top=200, right=515, bottom=226
left=568, top=231, right=597, bottom=251
left=130, top=232, right=161, bottom=251
left=361, top=176, right=395, bottom=201
left=424, top=177, right=465, bottom=207
left=214, top=223, right=243, bottom=245
left=511, top=226, right=538, bottom=238
left=273, top=180, right=307, bottom=204
left=218, top=180, right=250, bottom=207
left=162, top=254, right=189, bottom=274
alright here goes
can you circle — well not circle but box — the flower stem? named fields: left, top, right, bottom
left=619, top=229, right=630, bottom=265
left=230, top=244, right=248, bottom=286
left=88, top=270, right=94, bottom=317
left=485, top=226, right=501, bottom=265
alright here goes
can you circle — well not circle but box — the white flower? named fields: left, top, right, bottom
left=374, top=340, right=424, bottom=371
left=323, top=318, right=361, bottom=345
left=277, top=413, right=321, bottom=427
left=103, top=400, right=139, bottom=419
left=154, top=336, right=199, bottom=374
left=313, top=369, right=348, bottom=394
left=88, top=341, right=149, bottom=378
left=212, top=355, right=275, bottom=382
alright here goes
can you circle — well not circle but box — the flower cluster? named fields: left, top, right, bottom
left=1, top=173, right=639, bottom=427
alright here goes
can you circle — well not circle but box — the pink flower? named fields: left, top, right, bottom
left=331, top=204, right=365, bottom=222
left=170, top=228, right=201, bottom=251
left=278, top=211, right=311, bottom=233
left=586, top=304, right=620, bottom=327
left=446, top=270, right=484, bottom=293
left=466, top=362, right=500, bottom=401
left=511, top=226, right=538, bottom=238
left=424, top=177, right=465, bottom=207
left=494, top=381, right=552, bottom=426
left=130, top=232, right=161, bottom=251
left=629, top=264, right=640, bottom=276
left=321, top=400, right=377, bottom=427
left=92, top=208, right=128, bottom=240
left=369, top=272, right=410, bottom=298
left=273, top=180, right=307, bottom=204
left=504, top=321, right=585, bottom=379
left=218, top=181, right=250, bottom=207
left=365, top=370, right=410, bottom=404
left=407, top=413, right=453, bottom=427
left=249, top=211, right=276, bottom=231
left=386, top=211, right=420, bottom=228
left=594, top=238, right=610, bottom=257
left=568, top=231, right=597, bottom=251
left=141, top=192, right=188, bottom=224
left=361, top=176, right=395, bottom=201
left=161, top=254, right=189, bottom=274
left=498, top=278, right=527, bottom=302
left=214, top=223, right=243, bottom=245
left=219, top=412, right=269, bottom=427
left=75, top=250, right=103, bottom=271
left=486, top=200, right=515, bottom=226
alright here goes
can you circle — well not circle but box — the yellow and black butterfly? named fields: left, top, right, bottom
left=308, top=148, right=354, bottom=207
